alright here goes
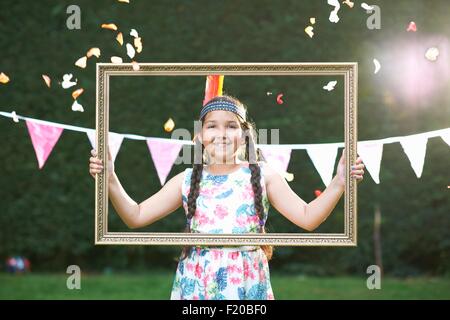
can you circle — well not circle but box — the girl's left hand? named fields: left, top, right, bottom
left=336, top=148, right=365, bottom=187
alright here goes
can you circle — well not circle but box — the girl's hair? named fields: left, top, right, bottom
left=179, top=94, right=274, bottom=261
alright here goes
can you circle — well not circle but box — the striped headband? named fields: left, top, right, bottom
left=200, top=100, right=246, bottom=121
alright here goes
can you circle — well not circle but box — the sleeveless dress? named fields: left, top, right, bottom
left=170, top=163, right=275, bottom=300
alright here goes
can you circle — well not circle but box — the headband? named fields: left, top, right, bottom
left=200, top=100, right=246, bottom=121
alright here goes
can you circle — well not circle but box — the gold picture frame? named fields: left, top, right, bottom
left=95, top=62, right=358, bottom=246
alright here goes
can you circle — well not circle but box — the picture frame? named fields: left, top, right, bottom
left=94, top=62, right=358, bottom=246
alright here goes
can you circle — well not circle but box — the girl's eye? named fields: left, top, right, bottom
left=207, top=125, right=215, bottom=129
left=228, top=124, right=238, bottom=128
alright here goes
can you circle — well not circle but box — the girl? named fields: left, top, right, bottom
left=89, top=94, right=365, bottom=300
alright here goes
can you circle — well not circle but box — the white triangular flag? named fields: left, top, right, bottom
left=259, top=146, right=292, bottom=174
left=440, top=128, right=450, bottom=147
left=357, top=141, right=384, bottom=184
left=399, top=134, right=428, bottom=178
left=86, top=130, right=124, bottom=163
left=306, top=144, right=339, bottom=187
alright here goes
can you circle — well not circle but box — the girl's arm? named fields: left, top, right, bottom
left=108, top=171, right=184, bottom=229
left=264, top=164, right=344, bottom=232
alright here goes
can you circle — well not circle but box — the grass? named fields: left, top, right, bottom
left=0, top=272, right=449, bottom=300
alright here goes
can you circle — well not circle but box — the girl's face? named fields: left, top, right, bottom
left=200, top=110, right=245, bottom=164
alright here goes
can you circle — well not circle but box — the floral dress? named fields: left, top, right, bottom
left=170, top=163, right=275, bottom=300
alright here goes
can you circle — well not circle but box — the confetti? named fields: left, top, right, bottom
left=111, top=56, right=123, bottom=64
left=373, top=58, right=381, bottom=74
left=314, top=189, right=322, bottom=197
left=75, top=56, right=87, bottom=68
left=407, top=21, right=417, bottom=32
left=328, top=0, right=341, bottom=23
left=118, top=0, right=130, bottom=3
left=361, top=2, right=374, bottom=11
left=425, top=47, right=439, bottom=61
left=11, top=111, right=19, bottom=123
left=164, top=118, right=175, bottom=132
left=305, top=26, right=314, bottom=38
left=284, top=172, right=294, bottom=182
left=323, top=80, right=337, bottom=91
left=0, top=72, right=10, bottom=84
left=276, top=93, right=284, bottom=104
left=126, top=43, right=136, bottom=59
left=134, top=37, right=143, bottom=53
left=266, top=91, right=272, bottom=96
left=116, top=32, right=124, bottom=46
left=72, top=88, right=84, bottom=100
left=101, top=23, right=118, bottom=31
left=310, top=17, right=316, bottom=25
left=61, top=74, right=77, bottom=89
left=130, top=29, right=139, bottom=38
left=343, top=0, right=354, bottom=8
left=86, top=47, right=101, bottom=58
left=132, top=61, right=140, bottom=71
left=42, top=74, right=51, bottom=88
left=71, top=100, right=84, bottom=112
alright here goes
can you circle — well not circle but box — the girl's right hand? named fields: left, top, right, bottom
left=89, top=147, right=114, bottom=180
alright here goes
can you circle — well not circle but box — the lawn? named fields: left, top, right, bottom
left=0, top=272, right=449, bottom=299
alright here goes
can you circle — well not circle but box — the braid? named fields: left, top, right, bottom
left=179, top=142, right=204, bottom=261
left=245, top=131, right=274, bottom=260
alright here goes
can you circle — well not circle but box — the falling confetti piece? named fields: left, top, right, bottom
left=130, top=29, right=139, bottom=38
left=116, top=32, right=124, bottom=46
left=134, top=37, right=143, bottom=53
left=0, top=72, right=10, bottom=84
left=72, top=88, right=84, bottom=100
left=111, top=56, right=123, bottom=64
left=305, top=26, right=314, bottom=38
left=310, top=17, right=316, bottom=25
left=11, top=111, right=19, bottom=123
left=126, top=43, right=136, bottom=59
left=425, top=47, right=439, bottom=61
left=284, top=172, right=294, bottom=182
left=314, top=189, right=322, bottom=197
left=71, top=100, right=84, bottom=112
left=276, top=93, right=284, bottom=104
left=132, top=61, right=140, bottom=71
left=101, top=23, right=118, bottom=31
left=343, top=0, right=354, bottom=8
left=407, top=21, right=417, bottom=32
left=86, top=47, right=101, bottom=58
left=361, top=2, right=373, bottom=10
left=266, top=91, right=272, bottom=96
left=164, top=118, right=175, bottom=132
left=61, top=74, right=77, bottom=89
left=118, top=0, right=130, bottom=3
left=323, top=80, right=337, bottom=91
left=328, top=0, right=341, bottom=23
left=373, top=58, right=381, bottom=74
left=42, top=74, right=51, bottom=88
left=75, top=56, right=87, bottom=68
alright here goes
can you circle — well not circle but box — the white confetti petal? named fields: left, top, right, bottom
left=71, top=100, right=84, bottom=112
left=361, top=2, right=374, bottom=10
left=373, top=58, right=381, bottom=74
left=130, top=28, right=139, bottom=38
left=61, top=73, right=77, bottom=89
left=425, top=47, right=439, bottom=61
left=323, top=80, right=337, bottom=91
left=126, top=43, right=136, bottom=59
left=111, top=56, right=123, bottom=64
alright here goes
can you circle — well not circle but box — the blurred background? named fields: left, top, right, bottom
left=0, top=0, right=449, bottom=299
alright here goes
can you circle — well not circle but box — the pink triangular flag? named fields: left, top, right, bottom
left=259, top=145, right=292, bottom=173
left=26, top=120, right=63, bottom=169
left=357, top=141, right=383, bottom=184
left=146, top=138, right=183, bottom=185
